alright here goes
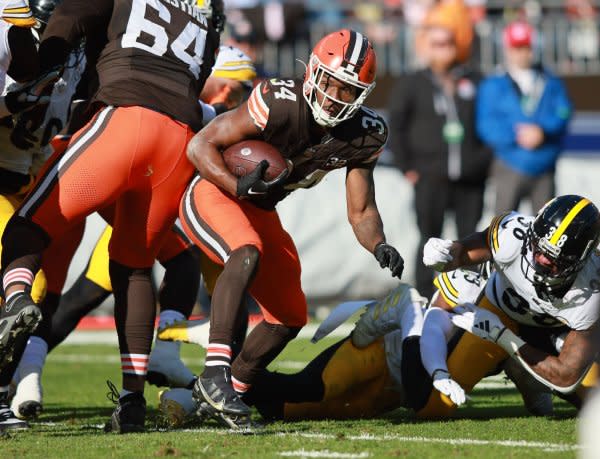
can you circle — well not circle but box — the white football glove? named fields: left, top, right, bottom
left=422, top=238, right=454, bottom=271
left=450, top=303, right=506, bottom=343
left=432, top=369, right=467, bottom=406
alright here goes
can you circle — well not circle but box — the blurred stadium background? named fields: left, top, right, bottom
left=67, top=0, right=600, bottom=322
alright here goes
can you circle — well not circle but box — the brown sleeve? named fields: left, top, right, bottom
left=6, top=26, right=39, bottom=82
left=38, top=0, right=113, bottom=72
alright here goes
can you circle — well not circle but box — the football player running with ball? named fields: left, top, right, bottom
left=182, top=29, right=404, bottom=429
left=421, top=195, right=600, bottom=416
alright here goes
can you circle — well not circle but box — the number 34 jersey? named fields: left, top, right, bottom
left=40, top=0, right=220, bottom=131
left=246, top=77, right=388, bottom=208
left=485, top=212, right=600, bottom=331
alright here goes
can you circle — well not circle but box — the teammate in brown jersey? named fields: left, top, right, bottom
left=0, top=0, right=220, bottom=433
left=182, top=29, right=404, bottom=429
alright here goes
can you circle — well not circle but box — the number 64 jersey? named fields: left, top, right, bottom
left=246, top=77, right=387, bottom=209
left=40, top=0, right=220, bottom=132
left=485, top=212, right=600, bottom=331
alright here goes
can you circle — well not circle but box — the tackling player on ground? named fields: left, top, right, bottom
left=182, top=29, right=404, bottom=429
left=421, top=194, right=600, bottom=416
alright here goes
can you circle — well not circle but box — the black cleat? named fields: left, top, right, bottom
left=0, top=392, right=28, bottom=432
left=105, top=381, right=146, bottom=434
left=193, top=367, right=251, bottom=417
left=0, top=293, right=41, bottom=368
left=196, top=401, right=256, bottom=432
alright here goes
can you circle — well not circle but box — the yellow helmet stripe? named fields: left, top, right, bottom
left=4, top=6, right=31, bottom=13
left=549, top=198, right=591, bottom=244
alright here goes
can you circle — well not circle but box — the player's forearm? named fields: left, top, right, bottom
left=515, top=343, right=591, bottom=392
left=186, top=134, right=237, bottom=196
left=348, top=208, right=385, bottom=253
left=493, top=329, right=590, bottom=393
left=443, top=232, right=491, bottom=271
left=40, top=0, right=110, bottom=72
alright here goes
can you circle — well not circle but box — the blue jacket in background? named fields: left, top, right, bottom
left=476, top=68, right=572, bottom=176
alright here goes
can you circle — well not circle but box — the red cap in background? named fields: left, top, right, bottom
left=503, top=21, right=534, bottom=48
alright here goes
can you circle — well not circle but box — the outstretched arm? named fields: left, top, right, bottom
left=346, top=165, right=403, bottom=278
left=345, top=165, right=384, bottom=252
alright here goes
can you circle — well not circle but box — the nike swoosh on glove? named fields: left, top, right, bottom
left=236, top=159, right=289, bottom=198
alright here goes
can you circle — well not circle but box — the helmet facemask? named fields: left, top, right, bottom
left=302, top=54, right=374, bottom=128
left=520, top=224, right=595, bottom=300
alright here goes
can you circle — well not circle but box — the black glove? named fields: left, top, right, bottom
left=374, top=241, right=404, bottom=279
left=10, top=120, right=38, bottom=150
left=236, top=159, right=289, bottom=198
left=9, top=103, right=47, bottom=150
left=4, top=68, right=61, bottom=115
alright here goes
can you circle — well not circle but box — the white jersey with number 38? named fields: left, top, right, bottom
left=484, top=212, right=600, bottom=331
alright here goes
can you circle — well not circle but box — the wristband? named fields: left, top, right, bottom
left=495, top=328, right=526, bottom=356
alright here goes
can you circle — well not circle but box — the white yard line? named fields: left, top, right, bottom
left=40, top=422, right=577, bottom=453
left=174, top=428, right=577, bottom=453
left=279, top=451, right=370, bottom=458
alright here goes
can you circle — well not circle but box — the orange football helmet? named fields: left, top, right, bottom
left=303, top=29, right=377, bottom=127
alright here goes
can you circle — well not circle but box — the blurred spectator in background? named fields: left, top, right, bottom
left=476, top=21, right=572, bottom=215
left=565, top=0, right=599, bottom=68
left=388, top=0, right=491, bottom=298
left=405, top=0, right=439, bottom=67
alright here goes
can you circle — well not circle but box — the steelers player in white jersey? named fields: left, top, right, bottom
left=422, top=194, right=600, bottom=417
left=423, top=264, right=554, bottom=416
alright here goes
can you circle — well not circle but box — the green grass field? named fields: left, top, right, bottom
left=0, top=335, right=580, bottom=459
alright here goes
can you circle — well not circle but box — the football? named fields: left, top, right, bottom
left=222, top=140, right=290, bottom=181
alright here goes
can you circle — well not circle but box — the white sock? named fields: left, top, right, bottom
left=19, top=337, right=48, bottom=372
left=158, top=310, right=186, bottom=330
left=0, top=386, right=9, bottom=393
left=400, top=300, right=425, bottom=339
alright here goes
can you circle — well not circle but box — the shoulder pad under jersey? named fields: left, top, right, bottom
left=487, top=211, right=531, bottom=264
left=434, top=269, right=485, bottom=307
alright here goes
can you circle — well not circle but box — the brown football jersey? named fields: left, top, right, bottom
left=39, top=0, right=219, bottom=132
left=246, top=77, right=387, bottom=208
